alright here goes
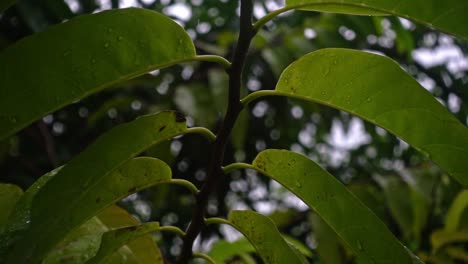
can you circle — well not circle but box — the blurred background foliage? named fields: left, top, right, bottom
left=0, top=0, right=467, bottom=263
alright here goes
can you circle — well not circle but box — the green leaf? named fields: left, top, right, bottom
left=7, top=153, right=174, bottom=262
left=251, top=149, right=417, bottom=263
left=0, top=0, right=16, bottom=13
left=431, top=229, right=468, bottom=253
left=286, top=0, right=468, bottom=40
left=228, top=210, right=308, bottom=264
left=43, top=205, right=163, bottom=264
left=0, top=183, right=23, bottom=231
left=310, top=213, right=346, bottom=264
left=208, top=238, right=255, bottom=263
left=376, top=173, right=432, bottom=242
left=274, top=48, right=468, bottom=187
left=445, top=190, right=468, bottom=232
left=0, top=166, right=60, bottom=262
left=376, top=176, right=414, bottom=240
left=282, top=235, right=314, bottom=258
left=94, top=205, right=163, bottom=264
left=0, top=7, right=196, bottom=140
left=86, top=222, right=161, bottom=264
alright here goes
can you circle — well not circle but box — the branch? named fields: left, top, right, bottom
left=177, top=0, right=255, bottom=262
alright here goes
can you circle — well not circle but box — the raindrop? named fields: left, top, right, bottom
left=366, top=98, right=371, bottom=103
left=90, top=59, right=96, bottom=64
left=104, top=43, right=110, bottom=48
left=63, top=50, right=71, bottom=57
left=118, top=36, right=123, bottom=41
left=295, top=180, right=302, bottom=188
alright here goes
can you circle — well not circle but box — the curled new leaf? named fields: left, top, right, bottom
left=286, top=0, right=468, bottom=40
left=0, top=7, right=196, bottom=140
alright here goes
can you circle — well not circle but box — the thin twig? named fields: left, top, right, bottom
left=177, top=0, right=255, bottom=262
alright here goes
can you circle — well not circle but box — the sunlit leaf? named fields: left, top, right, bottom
left=228, top=210, right=309, bottom=264
left=0, top=8, right=196, bottom=140
left=274, top=48, right=468, bottom=187
left=286, top=0, right=468, bottom=40
left=0, top=183, right=22, bottom=230
left=8, top=154, right=175, bottom=263
left=251, top=149, right=418, bottom=263
left=43, top=205, right=163, bottom=264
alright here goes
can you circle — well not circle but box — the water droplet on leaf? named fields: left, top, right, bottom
left=295, top=180, right=302, bottom=188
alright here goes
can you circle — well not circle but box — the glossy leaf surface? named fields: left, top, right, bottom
left=252, top=149, right=416, bottom=263
left=0, top=183, right=22, bottom=230
left=0, top=7, right=195, bottom=140
left=275, top=49, right=468, bottom=186
left=8, top=155, right=173, bottom=262
left=228, top=210, right=308, bottom=264
left=44, top=205, right=162, bottom=264
left=86, top=222, right=161, bottom=264
left=286, top=0, right=468, bottom=40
